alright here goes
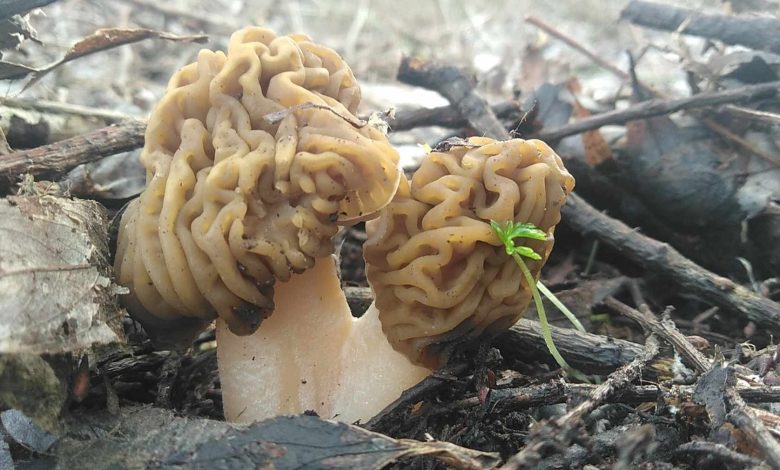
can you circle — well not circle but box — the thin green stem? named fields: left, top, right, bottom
left=513, top=254, right=570, bottom=369
left=537, top=282, right=586, bottom=333
left=513, top=253, right=589, bottom=382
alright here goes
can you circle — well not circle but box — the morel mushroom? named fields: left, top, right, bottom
left=220, top=137, right=573, bottom=424
left=364, top=137, right=575, bottom=368
left=115, top=26, right=575, bottom=425
left=113, top=27, right=411, bottom=421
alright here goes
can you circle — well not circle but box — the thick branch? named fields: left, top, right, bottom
left=0, top=120, right=145, bottom=189
left=398, top=57, right=510, bottom=140
left=622, top=0, right=780, bottom=54
left=563, top=193, right=780, bottom=333
left=498, top=319, right=642, bottom=375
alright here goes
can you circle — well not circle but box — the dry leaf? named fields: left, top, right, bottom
left=19, top=27, right=208, bottom=89
left=54, top=407, right=500, bottom=470
left=0, top=13, right=40, bottom=51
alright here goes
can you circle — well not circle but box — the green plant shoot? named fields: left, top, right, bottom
left=490, top=220, right=588, bottom=381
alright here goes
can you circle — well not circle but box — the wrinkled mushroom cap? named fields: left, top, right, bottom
left=364, top=137, right=575, bottom=367
left=115, top=27, right=401, bottom=344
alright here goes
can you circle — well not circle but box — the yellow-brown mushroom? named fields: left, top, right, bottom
left=364, top=137, right=575, bottom=368
left=115, top=27, right=574, bottom=426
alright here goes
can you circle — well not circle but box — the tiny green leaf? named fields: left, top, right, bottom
left=490, top=220, right=546, bottom=260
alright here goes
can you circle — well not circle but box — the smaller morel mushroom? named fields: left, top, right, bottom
left=364, top=137, right=575, bottom=368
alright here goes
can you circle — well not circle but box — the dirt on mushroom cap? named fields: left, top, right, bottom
left=114, top=27, right=401, bottom=343
left=364, top=137, right=575, bottom=368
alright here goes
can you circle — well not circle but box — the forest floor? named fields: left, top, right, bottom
left=2, top=0, right=780, bottom=469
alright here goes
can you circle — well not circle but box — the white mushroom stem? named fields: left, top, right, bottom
left=216, top=256, right=431, bottom=424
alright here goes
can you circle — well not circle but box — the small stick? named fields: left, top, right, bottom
left=344, top=286, right=645, bottom=374
left=604, top=297, right=711, bottom=374
left=0, top=97, right=135, bottom=123
left=674, top=441, right=764, bottom=468
left=500, top=318, right=643, bottom=375
left=726, top=387, right=780, bottom=468
left=534, top=80, right=780, bottom=142
left=456, top=382, right=780, bottom=412
left=262, top=102, right=366, bottom=128
left=388, top=101, right=522, bottom=132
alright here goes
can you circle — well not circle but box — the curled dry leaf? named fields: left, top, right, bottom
left=54, top=407, right=500, bottom=470
left=14, top=27, right=208, bottom=89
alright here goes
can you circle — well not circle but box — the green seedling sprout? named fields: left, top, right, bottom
left=490, top=220, right=588, bottom=381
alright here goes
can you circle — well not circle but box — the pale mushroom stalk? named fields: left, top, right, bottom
left=216, top=256, right=430, bottom=423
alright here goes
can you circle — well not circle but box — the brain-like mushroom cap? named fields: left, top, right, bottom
left=114, top=27, right=401, bottom=343
left=364, top=137, right=575, bottom=367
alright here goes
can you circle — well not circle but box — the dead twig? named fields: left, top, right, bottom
left=262, top=102, right=366, bottom=128
left=499, top=318, right=642, bottom=375
left=387, top=101, right=522, bottom=132
left=0, top=97, right=135, bottom=123
left=344, top=286, right=644, bottom=375
left=0, top=120, right=145, bottom=191
left=535, top=80, right=780, bottom=142
left=457, top=382, right=780, bottom=412
left=604, top=297, right=710, bottom=374
left=398, top=57, right=510, bottom=140
left=501, top=334, right=661, bottom=469
left=562, top=192, right=780, bottom=333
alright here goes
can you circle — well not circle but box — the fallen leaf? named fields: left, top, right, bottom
left=1, top=409, right=58, bottom=453
left=53, top=407, right=500, bottom=470
left=693, top=364, right=733, bottom=428
left=568, top=78, right=614, bottom=166
left=0, top=13, right=40, bottom=51
left=0, top=194, right=123, bottom=354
